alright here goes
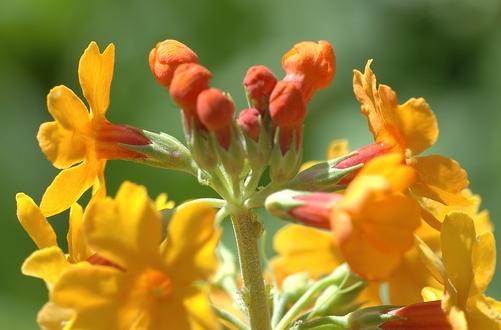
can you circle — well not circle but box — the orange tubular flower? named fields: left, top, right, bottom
left=149, top=39, right=199, bottom=89
left=269, top=81, right=306, bottom=154
left=196, top=88, right=235, bottom=149
left=37, top=42, right=150, bottom=217
left=282, top=40, right=336, bottom=101
left=353, top=61, right=471, bottom=228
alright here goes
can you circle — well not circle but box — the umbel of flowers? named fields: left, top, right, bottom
left=16, top=38, right=500, bottom=330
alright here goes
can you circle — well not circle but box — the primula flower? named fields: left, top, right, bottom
left=352, top=61, right=471, bottom=225
left=418, top=212, right=501, bottom=329
left=38, top=42, right=150, bottom=217
left=49, top=182, right=221, bottom=330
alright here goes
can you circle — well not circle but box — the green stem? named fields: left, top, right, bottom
left=231, top=210, right=271, bottom=330
left=271, top=293, right=290, bottom=328
left=213, top=305, right=249, bottom=330
left=274, top=272, right=342, bottom=330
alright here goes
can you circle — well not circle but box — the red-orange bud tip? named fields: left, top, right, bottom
left=149, top=39, right=199, bottom=89
left=238, top=107, right=261, bottom=142
left=243, top=65, right=277, bottom=109
left=381, top=301, right=451, bottom=330
left=170, top=63, right=211, bottom=115
left=282, top=40, right=336, bottom=100
left=289, top=192, right=342, bottom=229
left=269, top=81, right=306, bottom=128
left=196, top=88, right=235, bottom=131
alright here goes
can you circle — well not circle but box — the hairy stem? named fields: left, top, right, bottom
left=231, top=210, right=271, bottom=330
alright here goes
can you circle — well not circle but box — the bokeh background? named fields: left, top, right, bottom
left=1, top=0, right=500, bottom=328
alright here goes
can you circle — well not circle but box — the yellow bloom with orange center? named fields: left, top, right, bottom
left=49, top=182, right=221, bottom=330
left=353, top=61, right=471, bottom=227
left=419, top=212, right=501, bottom=329
left=38, top=42, right=150, bottom=217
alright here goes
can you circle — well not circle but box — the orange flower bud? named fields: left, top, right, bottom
left=269, top=81, right=306, bottom=128
left=335, top=142, right=391, bottom=184
left=197, top=88, right=235, bottom=149
left=170, top=63, right=211, bottom=117
left=238, top=107, right=261, bottom=142
left=243, top=65, right=277, bottom=111
left=149, top=39, right=198, bottom=88
left=282, top=40, right=335, bottom=101
left=381, top=301, right=451, bottom=330
left=289, top=192, right=342, bottom=229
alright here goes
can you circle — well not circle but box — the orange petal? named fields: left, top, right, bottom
left=47, top=85, right=90, bottom=131
left=40, top=161, right=96, bottom=217
left=84, top=182, right=161, bottom=269
left=67, top=203, right=91, bottom=263
left=411, top=155, right=471, bottom=206
left=78, top=42, right=115, bottom=117
left=37, top=121, right=86, bottom=169
left=471, top=232, right=496, bottom=295
left=16, top=193, right=57, bottom=249
left=396, top=98, right=438, bottom=155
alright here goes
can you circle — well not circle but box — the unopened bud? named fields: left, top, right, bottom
left=265, top=189, right=341, bottom=229
left=243, top=65, right=277, bottom=111
left=149, top=39, right=198, bottom=88
left=379, top=301, right=451, bottom=330
left=281, top=272, right=312, bottom=301
left=238, top=107, right=261, bottom=142
left=170, top=63, right=212, bottom=123
left=93, top=122, right=151, bottom=160
left=335, top=142, right=390, bottom=184
left=282, top=40, right=335, bottom=101
left=196, top=88, right=235, bottom=150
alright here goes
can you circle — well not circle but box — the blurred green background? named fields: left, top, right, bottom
left=1, top=0, right=500, bottom=328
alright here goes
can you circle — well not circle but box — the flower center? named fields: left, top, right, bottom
left=137, top=268, right=173, bottom=300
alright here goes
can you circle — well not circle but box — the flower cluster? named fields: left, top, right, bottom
left=17, top=39, right=500, bottom=330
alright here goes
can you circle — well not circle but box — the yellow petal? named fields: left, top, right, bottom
left=51, top=264, right=121, bottom=330
left=448, top=306, right=468, bottom=330
left=21, top=246, right=71, bottom=288
left=164, top=202, right=219, bottom=283
left=273, top=224, right=336, bottom=257
left=37, top=122, right=86, bottom=169
left=421, top=286, right=444, bottom=302
left=184, top=291, right=221, bottom=330
left=155, top=193, right=175, bottom=211
left=16, top=193, right=57, bottom=249
left=395, top=98, right=438, bottom=155
left=78, top=42, right=115, bottom=117
left=84, top=182, right=161, bottom=268
left=442, top=212, right=475, bottom=308
left=472, top=232, right=496, bottom=295
left=67, top=203, right=91, bottom=263
left=326, top=139, right=349, bottom=159
left=357, top=153, right=416, bottom=192
left=40, top=161, right=96, bottom=217
left=466, top=295, right=501, bottom=330
left=415, top=236, right=448, bottom=288
left=47, top=85, right=90, bottom=131
left=411, top=155, right=471, bottom=206
left=37, top=302, right=74, bottom=330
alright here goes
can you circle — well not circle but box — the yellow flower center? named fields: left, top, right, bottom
left=135, top=268, right=173, bottom=301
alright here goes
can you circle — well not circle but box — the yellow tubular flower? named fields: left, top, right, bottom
left=419, top=212, right=501, bottom=329
left=50, top=182, right=221, bottom=330
left=38, top=42, right=150, bottom=217
left=353, top=61, right=471, bottom=229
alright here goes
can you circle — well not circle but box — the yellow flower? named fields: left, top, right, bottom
left=50, top=182, right=221, bottom=330
left=38, top=42, right=150, bottom=217
left=353, top=61, right=471, bottom=228
left=419, top=212, right=501, bottom=329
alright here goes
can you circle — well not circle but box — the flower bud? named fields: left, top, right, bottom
left=238, top=107, right=261, bottom=142
left=170, top=63, right=212, bottom=122
left=379, top=301, right=451, bottom=330
left=269, top=81, right=306, bottom=154
left=196, top=88, right=235, bottom=149
left=243, top=65, right=277, bottom=111
left=149, top=39, right=198, bottom=88
left=282, top=40, right=335, bottom=101
left=265, top=189, right=341, bottom=229
left=93, top=122, right=150, bottom=160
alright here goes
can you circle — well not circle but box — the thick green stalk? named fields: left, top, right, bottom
left=231, top=210, right=271, bottom=330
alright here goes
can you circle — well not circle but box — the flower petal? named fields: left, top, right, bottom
left=84, top=182, right=161, bottom=268
left=47, top=85, right=90, bottom=131
left=471, top=232, right=496, bottom=295
left=164, top=202, right=219, bottom=284
left=67, top=203, right=91, bottom=263
left=37, top=121, right=86, bottom=169
left=78, top=42, right=114, bottom=117
left=16, top=193, right=57, bottom=248
left=441, top=212, right=475, bottom=308
left=21, top=246, right=71, bottom=288
left=37, top=302, right=74, bottom=330
left=183, top=290, right=221, bottom=330
left=40, top=161, right=96, bottom=217
left=326, top=139, right=349, bottom=159
left=466, top=296, right=501, bottom=330
left=411, top=155, right=471, bottom=206
left=395, top=98, right=438, bottom=155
